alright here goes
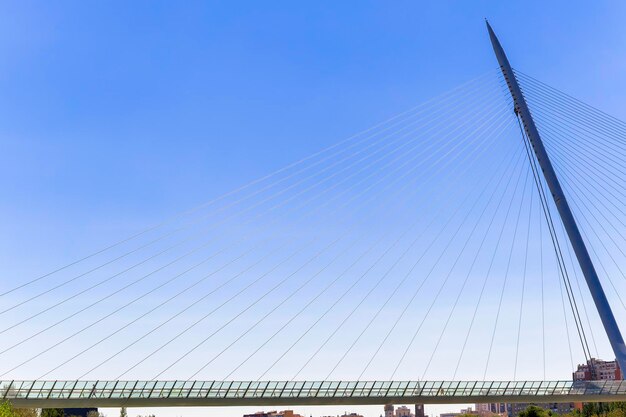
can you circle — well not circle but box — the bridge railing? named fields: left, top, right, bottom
left=3, top=380, right=626, bottom=403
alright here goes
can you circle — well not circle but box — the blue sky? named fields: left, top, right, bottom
left=2, top=2, right=626, bottom=417
left=3, top=0, right=626, bottom=245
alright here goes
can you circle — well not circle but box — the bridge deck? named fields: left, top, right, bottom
left=3, top=380, right=626, bottom=407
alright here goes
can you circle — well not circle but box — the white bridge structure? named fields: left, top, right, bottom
left=4, top=380, right=626, bottom=408
left=2, top=22, right=626, bottom=409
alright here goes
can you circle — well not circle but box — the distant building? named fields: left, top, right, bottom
left=439, top=406, right=476, bottom=417
left=415, top=403, right=426, bottom=417
left=571, top=357, right=622, bottom=411
left=573, top=358, right=622, bottom=381
left=383, top=404, right=423, bottom=417
left=440, top=407, right=475, bottom=416
left=321, top=414, right=363, bottom=417
left=439, top=413, right=461, bottom=417
left=243, top=410, right=304, bottom=417
left=501, top=358, right=621, bottom=417
left=475, top=403, right=506, bottom=416
left=507, top=403, right=574, bottom=416
left=396, top=406, right=413, bottom=417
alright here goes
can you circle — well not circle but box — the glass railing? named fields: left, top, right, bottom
left=2, top=380, right=625, bottom=402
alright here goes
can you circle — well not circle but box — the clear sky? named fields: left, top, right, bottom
left=2, top=2, right=626, bottom=417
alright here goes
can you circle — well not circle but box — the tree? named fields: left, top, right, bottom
left=1, top=401, right=39, bottom=417
left=40, top=410, right=63, bottom=417
left=1, top=402, right=15, bottom=417
left=13, top=409, right=39, bottom=417
left=562, top=403, right=626, bottom=417
left=518, top=405, right=553, bottom=417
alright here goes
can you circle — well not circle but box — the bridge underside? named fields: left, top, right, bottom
left=4, top=380, right=626, bottom=408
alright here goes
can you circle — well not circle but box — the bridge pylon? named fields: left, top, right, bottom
left=487, top=20, right=626, bottom=376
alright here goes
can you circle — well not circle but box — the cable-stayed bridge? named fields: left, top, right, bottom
left=4, top=380, right=626, bottom=408
left=2, top=22, right=626, bottom=408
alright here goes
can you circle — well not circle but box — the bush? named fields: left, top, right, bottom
left=0, top=401, right=38, bottom=417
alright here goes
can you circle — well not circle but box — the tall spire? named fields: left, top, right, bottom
left=487, top=21, right=626, bottom=377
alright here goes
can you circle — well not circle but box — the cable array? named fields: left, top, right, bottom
left=2, top=68, right=623, bottom=382
left=516, top=69, right=626, bottom=364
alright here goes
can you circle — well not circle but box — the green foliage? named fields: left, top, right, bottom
left=518, top=405, right=554, bottom=417
left=592, top=403, right=624, bottom=417
left=0, top=401, right=38, bottom=417
left=13, top=408, right=39, bottom=417
left=563, top=403, right=626, bottom=417
left=40, top=410, right=63, bottom=417
left=1, top=401, right=15, bottom=417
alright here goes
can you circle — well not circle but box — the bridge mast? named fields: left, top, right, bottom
left=486, top=21, right=626, bottom=377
